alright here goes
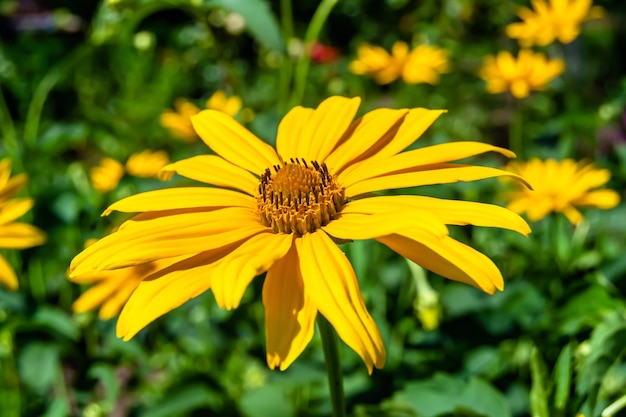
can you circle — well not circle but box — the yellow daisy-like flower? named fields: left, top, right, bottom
left=72, top=239, right=184, bottom=319
left=206, top=90, right=243, bottom=117
left=125, top=150, right=170, bottom=179
left=161, top=91, right=252, bottom=142
left=505, top=0, right=605, bottom=47
left=0, top=159, right=46, bottom=290
left=504, top=158, right=620, bottom=224
left=350, top=41, right=449, bottom=85
left=69, top=96, right=531, bottom=373
left=90, top=157, right=125, bottom=193
left=159, top=98, right=201, bottom=143
left=479, top=50, right=565, bottom=99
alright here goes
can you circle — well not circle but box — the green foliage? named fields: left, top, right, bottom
left=1, top=0, right=626, bottom=416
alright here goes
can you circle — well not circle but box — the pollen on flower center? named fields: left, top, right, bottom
left=256, top=158, right=345, bottom=236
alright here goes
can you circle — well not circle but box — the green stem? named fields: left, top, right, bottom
left=278, top=0, right=295, bottom=116
left=290, top=0, right=340, bottom=107
left=23, top=45, right=91, bottom=150
left=317, top=315, right=346, bottom=417
left=509, top=101, right=524, bottom=158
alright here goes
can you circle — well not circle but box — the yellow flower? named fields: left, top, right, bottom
left=505, top=0, right=605, bottom=47
left=161, top=92, right=252, bottom=142
left=125, top=150, right=170, bottom=178
left=206, top=90, right=243, bottom=117
left=69, top=96, right=531, bottom=373
left=90, top=157, right=125, bottom=193
left=0, top=159, right=46, bottom=290
left=350, top=41, right=449, bottom=85
left=479, top=50, right=565, bottom=99
left=504, top=158, right=620, bottom=224
left=72, top=249, right=184, bottom=320
left=160, top=98, right=201, bottom=142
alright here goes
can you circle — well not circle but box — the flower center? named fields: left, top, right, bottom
left=256, top=158, right=345, bottom=236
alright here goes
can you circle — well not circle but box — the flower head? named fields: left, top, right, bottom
left=161, top=92, right=252, bottom=142
left=90, top=157, right=125, bottom=193
left=506, top=0, right=605, bottom=47
left=0, top=158, right=46, bottom=290
left=125, top=150, right=170, bottom=179
left=479, top=50, right=565, bottom=99
left=350, top=41, right=449, bottom=85
left=503, top=158, right=620, bottom=224
left=70, top=96, right=530, bottom=373
left=159, top=98, right=201, bottom=142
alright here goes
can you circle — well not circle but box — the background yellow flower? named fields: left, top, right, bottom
left=350, top=41, right=449, bottom=85
left=506, top=0, right=605, bottom=47
left=504, top=158, right=620, bottom=224
left=479, top=50, right=565, bottom=98
left=0, top=159, right=46, bottom=290
left=90, top=157, right=125, bottom=193
left=125, top=150, right=170, bottom=178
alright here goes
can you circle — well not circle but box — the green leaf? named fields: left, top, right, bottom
left=529, top=347, right=550, bottom=417
left=457, top=377, right=512, bottom=417
left=88, top=364, right=121, bottom=413
left=139, top=384, right=222, bottom=417
left=206, top=0, right=284, bottom=52
left=553, top=343, right=572, bottom=411
left=240, top=384, right=294, bottom=417
left=17, top=343, right=59, bottom=394
left=33, top=307, right=79, bottom=341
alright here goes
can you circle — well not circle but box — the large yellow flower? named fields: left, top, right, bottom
left=505, top=0, right=605, bottom=47
left=0, top=159, right=46, bottom=290
left=479, top=50, right=565, bottom=99
left=69, top=96, right=531, bottom=373
left=125, top=150, right=170, bottom=179
left=504, top=158, right=620, bottom=224
left=350, top=41, right=449, bottom=85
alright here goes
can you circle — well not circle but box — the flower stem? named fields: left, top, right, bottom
left=290, top=0, right=339, bottom=107
left=278, top=0, right=294, bottom=116
left=317, top=315, right=346, bottom=417
left=0, top=86, right=20, bottom=166
left=509, top=101, right=524, bottom=158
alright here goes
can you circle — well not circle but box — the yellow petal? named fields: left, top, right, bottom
left=377, top=233, right=503, bottom=294
left=325, top=108, right=408, bottom=173
left=211, top=232, right=293, bottom=310
left=276, top=106, right=316, bottom=160
left=574, top=189, right=620, bottom=209
left=342, top=195, right=531, bottom=236
left=191, top=110, right=280, bottom=175
left=296, top=231, right=385, bottom=373
left=159, top=155, right=259, bottom=195
left=116, top=246, right=238, bottom=340
left=264, top=245, right=317, bottom=370
left=341, top=142, right=516, bottom=187
left=299, top=96, right=361, bottom=162
left=0, top=254, right=18, bottom=291
left=72, top=276, right=122, bottom=316
left=69, top=208, right=266, bottom=275
left=103, top=187, right=255, bottom=215
left=345, top=164, right=530, bottom=198
left=0, top=173, right=28, bottom=202
left=562, top=205, right=584, bottom=225
left=0, top=223, right=46, bottom=249
left=323, top=210, right=448, bottom=240
left=0, top=198, right=34, bottom=225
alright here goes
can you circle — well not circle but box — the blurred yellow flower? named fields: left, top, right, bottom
left=350, top=41, right=449, bottom=85
left=206, top=90, right=242, bottom=117
left=70, top=96, right=530, bottom=374
left=72, top=249, right=184, bottom=320
left=159, top=98, right=200, bottom=142
left=90, top=157, right=125, bottom=193
left=125, top=150, right=170, bottom=178
left=504, top=158, right=620, bottom=224
left=479, top=50, right=565, bottom=99
left=0, top=159, right=46, bottom=290
left=506, top=0, right=605, bottom=47
left=161, top=91, right=253, bottom=142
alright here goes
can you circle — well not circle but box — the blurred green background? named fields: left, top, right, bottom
left=1, top=0, right=626, bottom=416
